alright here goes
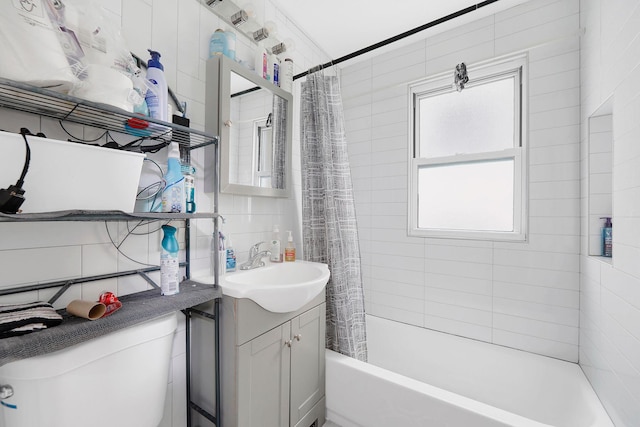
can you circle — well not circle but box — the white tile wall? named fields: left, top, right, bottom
left=581, top=0, right=640, bottom=425
left=0, top=1, right=329, bottom=426
left=588, top=114, right=613, bottom=255
left=341, top=0, right=582, bottom=362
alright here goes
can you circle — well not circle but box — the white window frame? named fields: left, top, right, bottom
left=408, top=54, right=528, bottom=241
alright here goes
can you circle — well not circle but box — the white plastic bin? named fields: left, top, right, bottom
left=0, top=130, right=145, bottom=213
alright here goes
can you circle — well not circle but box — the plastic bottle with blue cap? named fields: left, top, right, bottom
left=161, top=225, right=180, bottom=295
left=145, top=49, right=168, bottom=122
left=600, top=217, right=612, bottom=257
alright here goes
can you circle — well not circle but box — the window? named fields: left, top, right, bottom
left=409, top=56, right=527, bottom=241
left=252, top=117, right=273, bottom=187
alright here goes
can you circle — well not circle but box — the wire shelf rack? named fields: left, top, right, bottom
left=0, top=77, right=217, bottom=150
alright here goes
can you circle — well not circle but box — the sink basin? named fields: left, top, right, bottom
left=219, top=261, right=330, bottom=313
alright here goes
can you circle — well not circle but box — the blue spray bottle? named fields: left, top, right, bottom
left=162, top=142, right=185, bottom=213
left=161, top=225, right=180, bottom=295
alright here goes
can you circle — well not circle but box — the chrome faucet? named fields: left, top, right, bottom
left=240, top=242, right=271, bottom=270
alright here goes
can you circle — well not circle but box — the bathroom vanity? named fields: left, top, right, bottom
left=218, top=292, right=326, bottom=427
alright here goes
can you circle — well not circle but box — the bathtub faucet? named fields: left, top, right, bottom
left=240, top=242, right=271, bottom=270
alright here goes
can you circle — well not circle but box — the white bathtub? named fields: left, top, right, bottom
left=326, top=315, right=613, bottom=427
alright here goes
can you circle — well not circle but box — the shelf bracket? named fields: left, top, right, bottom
left=47, top=280, right=74, bottom=304
left=187, top=307, right=216, bottom=320
left=190, top=401, right=218, bottom=425
left=138, top=271, right=161, bottom=290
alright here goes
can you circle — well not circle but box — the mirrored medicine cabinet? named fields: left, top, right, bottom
left=204, top=55, right=293, bottom=197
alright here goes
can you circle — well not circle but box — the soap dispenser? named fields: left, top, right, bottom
left=284, top=230, right=296, bottom=262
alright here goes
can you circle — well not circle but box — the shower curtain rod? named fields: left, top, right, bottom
left=293, top=0, right=500, bottom=81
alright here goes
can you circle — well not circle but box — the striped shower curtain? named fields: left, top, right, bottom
left=300, top=72, right=367, bottom=362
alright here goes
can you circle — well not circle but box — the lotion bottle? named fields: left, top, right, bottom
left=284, top=230, right=296, bottom=262
left=145, top=49, right=168, bottom=122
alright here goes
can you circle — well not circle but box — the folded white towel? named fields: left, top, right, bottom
left=0, top=302, right=63, bottom=338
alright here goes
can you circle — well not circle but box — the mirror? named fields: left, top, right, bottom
left=204, top=55, right=293, bottom=197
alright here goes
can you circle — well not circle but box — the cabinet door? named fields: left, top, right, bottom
left=289, top=303, right=326, bottom=426
left=238, top=322, right=291, bottom=427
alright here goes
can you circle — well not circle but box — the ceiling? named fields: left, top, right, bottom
left=270, top=0, right=533, bottom=63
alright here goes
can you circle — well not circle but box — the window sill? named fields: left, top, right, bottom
left=408, top=227, right=526, bottom=242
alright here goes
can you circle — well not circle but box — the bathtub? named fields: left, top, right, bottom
left=325, top=315, right=613, bottom=427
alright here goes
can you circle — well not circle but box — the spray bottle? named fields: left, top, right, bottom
left=162, top=142, right=185, bottom=213
left=161, top=225, right=180, bottom=295
left=145, top=49, right=168, bottom=122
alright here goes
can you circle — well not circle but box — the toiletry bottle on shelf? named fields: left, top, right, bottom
left=162, top=142, right=185, bottom=213
left=273, top=56, right=281, bottom=87
left=161, top=225, right=180, bottom=295
left=600, top=217, right=612, bottom=257
left=266, top=52, right=276, bottom=83
left=284, top=230, right=296, bottom=262
left=270, top=225, right=282, bottom=262
left=209, top=29, right=228, bottom=58
left=254, top=45, right=268, bottom=79
left=225, top=235, right=237, bottom=272
left=280, top=58, right=293, bottom=92
left=145, top=49, right=168, bottom=122
left=184, top=169, right=196, bottom=213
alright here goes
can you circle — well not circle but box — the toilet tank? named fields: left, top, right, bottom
left=0, top=311, right=178, bottom=427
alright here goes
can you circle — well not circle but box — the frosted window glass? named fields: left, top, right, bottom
left=418, top=78, right=515, bottom=158
left=418, top=160, right=514, bottom=231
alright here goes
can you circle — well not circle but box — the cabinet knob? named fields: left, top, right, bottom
left=294, top=334, right=302, bottom=341
left=284, top=340, right=292, bottom=347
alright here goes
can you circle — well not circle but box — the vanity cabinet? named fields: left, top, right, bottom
left=220, top=292, right=326, bottom=427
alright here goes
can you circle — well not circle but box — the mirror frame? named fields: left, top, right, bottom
left=204, top=55, right=293, bottom=197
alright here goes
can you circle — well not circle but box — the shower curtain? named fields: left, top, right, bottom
left=300, top=71, right=367, bottom=362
